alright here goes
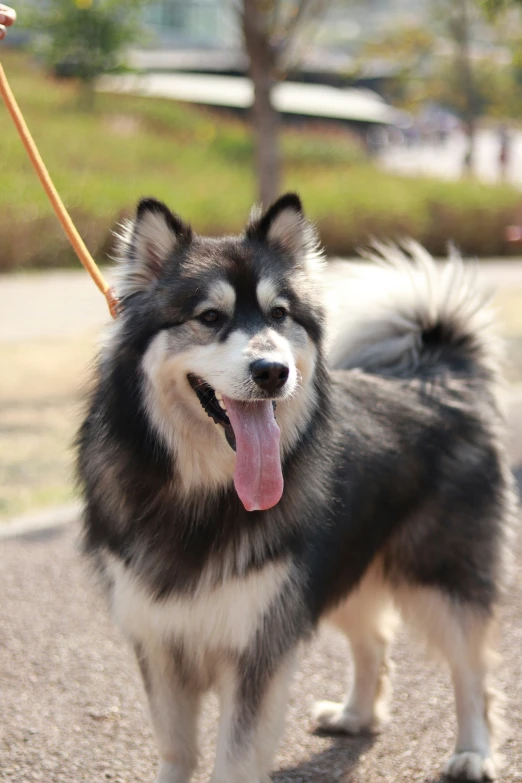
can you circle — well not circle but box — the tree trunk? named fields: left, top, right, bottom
left=250, top=65, right=281, bottom=206
left=242, top=0, right=281, bottom=206
left=453, top=0, right=476, bottom=175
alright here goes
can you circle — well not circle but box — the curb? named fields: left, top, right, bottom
left=0, top=502, right=82, bottom=540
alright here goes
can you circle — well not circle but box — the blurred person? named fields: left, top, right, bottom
left=498, top=124, right=510, bottom=181
left=365, top=125, right=388, bottom=156
left=0, top=4, right=16, bottom=41
left=437, top=114, right=452, bottom=145
left=403, top=120, right=421, bottom=147
left=462, top=138, right=473, bottom=176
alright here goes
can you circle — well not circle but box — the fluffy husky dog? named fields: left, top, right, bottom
left=77, top=193, right=516, bottom=783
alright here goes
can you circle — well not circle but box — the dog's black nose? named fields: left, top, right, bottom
left=250, top=360, right=289, bottom=395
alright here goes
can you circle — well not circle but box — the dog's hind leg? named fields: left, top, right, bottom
left=313, top=568, right=398, bottom=734
left=395, top=588, right=500, bottom=781
left=135, top=643, right=200, bottom=783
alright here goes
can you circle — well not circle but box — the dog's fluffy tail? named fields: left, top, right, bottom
left=328, top=241, right=502, bottom=382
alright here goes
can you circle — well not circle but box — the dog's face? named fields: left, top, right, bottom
left=111, top=193, right=325, bottom=511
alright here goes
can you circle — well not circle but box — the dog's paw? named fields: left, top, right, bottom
left=445, top=751, right=496, bottom=781
left=312, top=700, right=378, bottom=735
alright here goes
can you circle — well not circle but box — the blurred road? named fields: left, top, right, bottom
left=3, top=260, right=522, bottom=342
left=1, top=264, right=521, bottom=782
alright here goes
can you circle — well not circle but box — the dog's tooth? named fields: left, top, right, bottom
left=215, top=391, right=223, bottom=401
left=218, top=400, right=227, bottom=411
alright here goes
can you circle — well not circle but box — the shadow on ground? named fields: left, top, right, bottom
left=273, top=733, right=375, bottom=782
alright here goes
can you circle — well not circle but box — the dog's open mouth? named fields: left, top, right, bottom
left=188, top=374, right=237, bottom=451
left=188, top=374, right=283, bottom=512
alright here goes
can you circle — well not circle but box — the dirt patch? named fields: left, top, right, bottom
left=0, top=336, right=96, bottom=519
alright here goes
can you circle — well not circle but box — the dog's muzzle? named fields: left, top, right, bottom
left=187, top=373, right=284, bottom=512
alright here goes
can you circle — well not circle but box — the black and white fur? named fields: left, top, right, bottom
left=77, top=194, right=517, bottom=783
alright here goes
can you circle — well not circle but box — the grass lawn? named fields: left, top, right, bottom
left=1, top=50, right=521, bottom=269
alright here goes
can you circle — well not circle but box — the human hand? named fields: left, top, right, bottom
left=0, top=5, right=16, bottom=41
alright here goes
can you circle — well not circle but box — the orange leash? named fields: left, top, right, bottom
left=0, top=61, right=120, bottom=318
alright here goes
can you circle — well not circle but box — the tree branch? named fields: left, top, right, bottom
left=277, top=0, right=332, bottom=70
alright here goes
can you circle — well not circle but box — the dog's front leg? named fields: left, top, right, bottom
left=134, top=643, right=201, bottom=783
left=210, top=651, right=297, bottom=783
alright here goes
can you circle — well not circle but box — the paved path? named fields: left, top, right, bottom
left=1, top=508, right=521, bottom=783
left=3, top=261, right=522, bottom=343
left=0, top=270, right=113, bottom=342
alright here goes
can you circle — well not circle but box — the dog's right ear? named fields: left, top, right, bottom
left=246, top=193, right=323, bottom=278
left=246, top=193, right=305, bottom=255
left=116, top=198, right=192, bottom=297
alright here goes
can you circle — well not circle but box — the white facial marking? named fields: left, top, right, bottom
left=185, top=329, right=253, bottom=399
left=141, top=331, right=237, bottom=495
left=276, top=334, right=318, bottom=455
left=256, top=279, right=277, bottom=311
left=256, top=278, right=290, bottom=315
left=196, top=280, right=236, bottom=317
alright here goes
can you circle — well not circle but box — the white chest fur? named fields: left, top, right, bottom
left=107, top=557, right=292, bottom=654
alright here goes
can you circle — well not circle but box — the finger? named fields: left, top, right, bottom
left=0, top=6, right=16, bottom=26
left=0, top=25, right=6, bottom=40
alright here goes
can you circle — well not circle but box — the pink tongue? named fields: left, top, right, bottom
left=222, top=396, right=284, bottom=512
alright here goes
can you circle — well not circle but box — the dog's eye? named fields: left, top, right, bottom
left=199, top=309, right=221, bottom=325
left=271, top=306, right=287, bottom=321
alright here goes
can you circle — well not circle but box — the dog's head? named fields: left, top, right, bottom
left=110, top=193, right=326, bottom=511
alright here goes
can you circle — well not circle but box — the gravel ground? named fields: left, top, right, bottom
left=1, top=520, right=520, bottom=783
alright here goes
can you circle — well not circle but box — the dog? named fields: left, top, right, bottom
left=76, top=193, right=517, bottom=783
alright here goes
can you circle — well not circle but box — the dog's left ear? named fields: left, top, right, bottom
left=246, top=193, right=322, bottom=270
left=116, top=198, right=192, bottom=297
